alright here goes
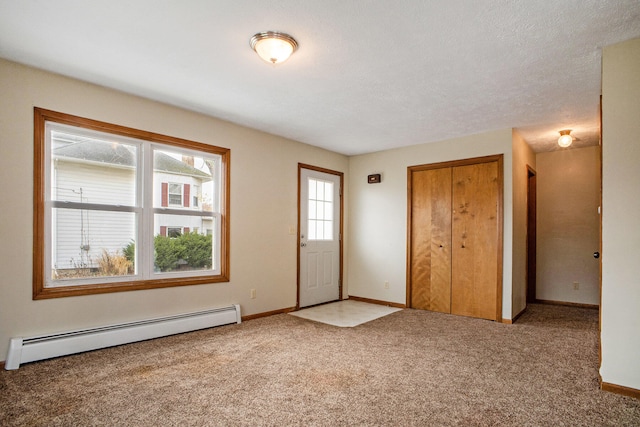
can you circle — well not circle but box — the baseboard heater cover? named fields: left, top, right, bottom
left=5, top=304, right=241, bottom=370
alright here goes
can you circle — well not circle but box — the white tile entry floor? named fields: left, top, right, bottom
left=289, top=299, right=402, bottom=327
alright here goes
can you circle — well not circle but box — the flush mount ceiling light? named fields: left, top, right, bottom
left=558, top=129, right=573, bottom=148
left=250, top=31, right=298, bottom=64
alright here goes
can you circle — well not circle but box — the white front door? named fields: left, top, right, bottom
left=299, top=166, right=342, bottom=308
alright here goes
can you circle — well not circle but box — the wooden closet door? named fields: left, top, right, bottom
left=410, top=167, right=452, bottom=313
left=451, top=161, right=500, bottom=320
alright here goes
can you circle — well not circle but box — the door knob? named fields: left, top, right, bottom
left=301, top=242, right=306, bottom=247
left=593, top=251, right=600, bottom=259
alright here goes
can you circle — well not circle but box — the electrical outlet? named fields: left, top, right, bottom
left=573, top=282, right=579, bottom=290
left=384, top=281, right=389, bottom=289
left=250, top=288, right=256, bottom=299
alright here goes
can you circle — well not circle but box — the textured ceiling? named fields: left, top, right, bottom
left=1, top=1, right=639, bottom=155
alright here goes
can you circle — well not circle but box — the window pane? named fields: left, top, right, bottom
left=317, top=180, right=325, bottom=200
left=193, top=184, right=200, bottom=207
left=316, top=201, right=325, bottom=220
left=308, top=200, right=317, bottom=220
left=308, top=178, right=317, bottom=199
left=51, top=131, right=137, bottom=206
left=308, top=220, right=317, bottom=240
left=50, top=208, right=136, bottom=281
left=168, top=227, right=182, bottom=238
left=154, top=214, right=213, bottom=273
left=324, top=221, right=333, bottom=240
left=317, top=220, right=324, bottom=240
left=168, top=183, right=182, bottom=206
left=324, top=201, right=333, bottom=221
left=324, top=182, right=333, bottom=202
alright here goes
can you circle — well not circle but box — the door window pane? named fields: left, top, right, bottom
left=307, top=178, right=334, bottom=241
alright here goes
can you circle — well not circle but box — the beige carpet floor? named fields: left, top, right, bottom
left=1, top=304, right=639, bottom=426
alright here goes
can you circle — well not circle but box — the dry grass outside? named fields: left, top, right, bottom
left=97, top=250, right=133, bottom=276
left=53, top=250, right=133, bottom=279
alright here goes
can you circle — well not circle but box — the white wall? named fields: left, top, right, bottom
left=535, top=147, right=601, bottom=305
left=0, top=58, right=348, bottom=361
left=347, top=129, right=514, bottom=320
left=511, top=130, right=536, bottom=317
left=601, top=38, right=640, bottom=390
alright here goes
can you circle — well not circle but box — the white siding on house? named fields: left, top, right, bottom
left=53, top=160, right=136, bottom=271
left=54, top=160, right=136, bottom=205
left=53, top=208, right=135, bottom=272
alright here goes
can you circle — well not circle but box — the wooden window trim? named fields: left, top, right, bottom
left=33, top=107, right=230, bottom=299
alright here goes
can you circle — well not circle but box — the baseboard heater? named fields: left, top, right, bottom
left=5, top=304, right=241, bottom=370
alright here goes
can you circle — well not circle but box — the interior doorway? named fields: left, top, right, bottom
left=526, top=166, right=537, bottom=303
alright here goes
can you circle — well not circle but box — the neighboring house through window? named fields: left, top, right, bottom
left=33, top=108, right=230, bottom=299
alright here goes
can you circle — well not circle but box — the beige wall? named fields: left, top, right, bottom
left=535, top=147, right=601, bottom=305
left=511, top=130, right=536, bottom=318
left=347, top=129, right=515, bottom=319
left=601, top=38, right=640, bottom=390
left=0, top=59, right=349, bottom=360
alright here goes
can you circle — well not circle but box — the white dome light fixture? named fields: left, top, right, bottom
left=558, top=129, right=573, bottom=148
left=250, top=31, right=298, bottom=64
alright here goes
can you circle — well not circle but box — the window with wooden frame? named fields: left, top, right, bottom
left=33, top=108, right=230, bottom=299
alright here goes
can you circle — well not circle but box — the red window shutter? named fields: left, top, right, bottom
left=184, top=227, right=190, bottom=234
left=160, top=226, right=167, bottom=237
left=161, top=182, right=168, bottom=207
left=184, top=184, right=190, bottom=207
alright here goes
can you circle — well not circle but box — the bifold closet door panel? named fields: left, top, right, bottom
left=451, top=161, right=500, bottom=320
left=410, top=167, right=452, bottom=313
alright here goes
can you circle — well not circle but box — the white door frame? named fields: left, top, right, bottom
left=298, top=163, right=343, bottom=308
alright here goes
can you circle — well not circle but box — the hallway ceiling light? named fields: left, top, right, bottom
left=558, top=129, right=573, bottom=148
left=250, top=31, right=298, bottom=64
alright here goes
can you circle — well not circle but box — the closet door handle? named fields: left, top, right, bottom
left=593, top=251, right=600, bottom=259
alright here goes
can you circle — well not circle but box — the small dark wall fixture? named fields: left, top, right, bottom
left=368, top=174, right=381, bottom=184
